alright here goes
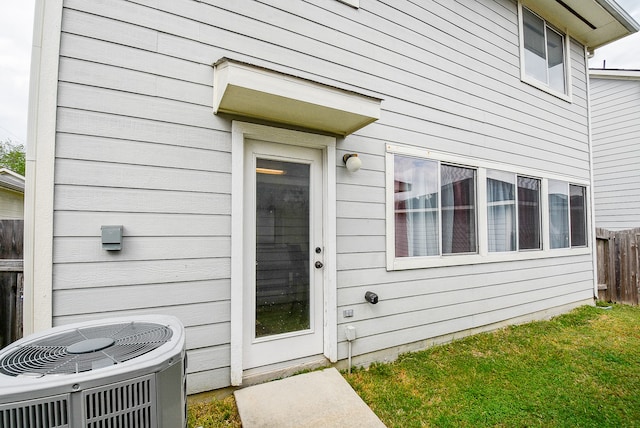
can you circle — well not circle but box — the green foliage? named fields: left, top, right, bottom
left=0, top=139, right=26, bottom=176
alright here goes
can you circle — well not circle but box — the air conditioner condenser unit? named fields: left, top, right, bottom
left=0, top=315, right=186, bottom=428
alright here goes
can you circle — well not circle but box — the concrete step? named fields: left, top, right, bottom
left=234, top=367, right=386, bottom=427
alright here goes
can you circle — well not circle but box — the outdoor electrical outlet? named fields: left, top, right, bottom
left=345, top=325, right=356, bottom=341
left=343, top=309, right=354, bottom=318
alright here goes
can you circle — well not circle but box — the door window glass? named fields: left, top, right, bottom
left=255, top=158, right=310, bottom=337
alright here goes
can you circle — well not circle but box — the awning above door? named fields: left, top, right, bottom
left=213, top=58, right=382, bottom=136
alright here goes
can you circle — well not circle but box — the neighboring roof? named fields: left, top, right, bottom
left=523, top=0, right=640, bottom=51
left=0, top=169, right=25, bottom=193
left=589, top=68, right=640, bottom=80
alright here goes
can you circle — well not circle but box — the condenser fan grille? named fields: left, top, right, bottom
left=0, top=322, right=173, bottom=377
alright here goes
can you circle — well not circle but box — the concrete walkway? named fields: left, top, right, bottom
left=234, top=368, right=386, bottom=427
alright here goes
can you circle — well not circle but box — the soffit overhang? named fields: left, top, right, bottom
left=522, top=0, right=640, bottom=50
left=0, top=169, right=25, bottom=193
left=213, top=58, right=382, bottom=136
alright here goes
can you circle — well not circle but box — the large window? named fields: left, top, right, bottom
left=548, top=180, right=569, bottom=248
left=518, top=176, right=542, bottom=250
left=486, top=171, right=542, bottom=252
left=441, top=165, right=477, bottom=254
left=570, top=185, right=587, bottom=247
left=549, top=180, right=587, bottom=248
left=387, top=146, right=590, bottom=270
left=548, top=181, right=588, bottom=248
left=487, top=170, right=516, bottom=252
left=394, top=156, right=477, bottom=257
left=521, top=5, right=567, bottom=95
left=394, top=156, right=440, bottom=257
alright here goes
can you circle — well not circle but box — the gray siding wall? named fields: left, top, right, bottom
left=52, top=0, right=593, bottom=393
left=591, top=76, right=640, bottom=230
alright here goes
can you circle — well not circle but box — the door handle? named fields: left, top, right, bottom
left=315, top=261, right=324, bottom=269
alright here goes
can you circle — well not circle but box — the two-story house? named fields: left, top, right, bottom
left=24, top=0, right=638, bottom=393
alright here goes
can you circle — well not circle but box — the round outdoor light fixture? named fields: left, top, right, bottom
left=343, top=154, right=362, bottom=172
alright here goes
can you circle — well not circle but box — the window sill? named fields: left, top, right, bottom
left=387, top=246, right=591, bottom=271
left=521, top=75, right=572, bottom=103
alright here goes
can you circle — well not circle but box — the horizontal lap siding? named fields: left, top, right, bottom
left=55, top=1, right=233, bottom=392
left=591, top=77, right=640, bottom=230
left=335, top=253, right=593, bottom=358
left=52, top=0, right=592, bottom=392
left=329, top=0, right=592, bottom=360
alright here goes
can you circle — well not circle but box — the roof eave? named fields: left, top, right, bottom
left=595, top=0, right=640, bottom=33
left=0, top=168, right=26, bottom=193
left=523, top=0, right=640, bottom=51
left=589, top=68, right=640, bottom=80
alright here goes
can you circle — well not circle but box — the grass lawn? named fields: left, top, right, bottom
left=188, top=395, right=242, bottom=427
left=188, top=303, right=640, bottom=427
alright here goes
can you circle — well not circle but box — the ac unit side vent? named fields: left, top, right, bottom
left=84, top=374, right=157, bottom=428
left=0, top=394, right=70, bottom=428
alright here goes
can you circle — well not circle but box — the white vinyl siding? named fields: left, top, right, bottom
left=50, top=0, right=594, bottom=392
left=591, top=75, right=640, bottom=230
left=336, top=0, right=359, bottom=8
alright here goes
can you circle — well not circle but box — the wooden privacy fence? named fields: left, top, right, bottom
left=1, top=220, right=24, bottom=348
left=596, top=227, right=640, bottom=305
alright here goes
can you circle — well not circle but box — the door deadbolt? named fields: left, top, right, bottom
left=315, top=261, right=324, bottom=269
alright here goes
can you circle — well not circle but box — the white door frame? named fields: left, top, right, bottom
left=243, top=140, right=323, bottom=368
left=230, top=121, right=337, bottom=386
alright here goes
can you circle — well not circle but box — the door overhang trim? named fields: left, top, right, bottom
left=230, top=121, right=337, bottom=386
left=214, top=58, right=382, bottom=136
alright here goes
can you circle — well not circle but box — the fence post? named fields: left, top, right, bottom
left=0, top=219, right=24, bottom=348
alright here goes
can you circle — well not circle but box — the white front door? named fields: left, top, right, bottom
left=242, top=139, right=325, bottom=370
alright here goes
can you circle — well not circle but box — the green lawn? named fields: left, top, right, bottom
left=188, top=395, right=241, bottom=427
left=188, top=303, right=640, bottom=427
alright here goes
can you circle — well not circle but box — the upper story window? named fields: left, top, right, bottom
left=386, top=145, right=590, bottom=270
left=519, top=4, right=570, bottom=99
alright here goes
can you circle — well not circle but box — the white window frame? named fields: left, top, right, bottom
left=385, top=144, right=590, bottom=271
left=518, top=2, right=572, bottom=102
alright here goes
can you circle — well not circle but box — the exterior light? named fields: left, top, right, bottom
left=256, top=167, right=286, bottom=175
left=342, top=154, right=362, bottom=172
